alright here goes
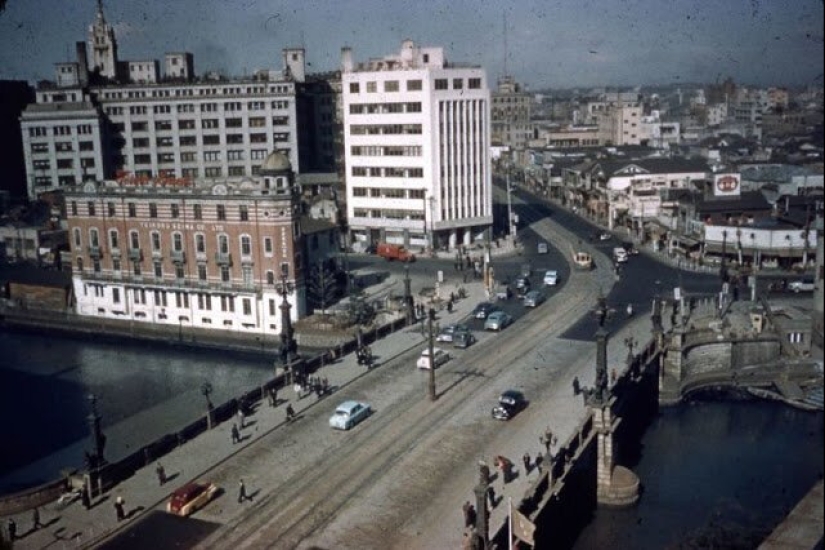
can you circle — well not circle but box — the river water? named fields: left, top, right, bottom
left=0, top=329, right=272, bottom=494
left=2, top=331, right=823, bottom=548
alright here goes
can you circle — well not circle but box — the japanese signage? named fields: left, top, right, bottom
left=713, top=173, right=740, bottom=197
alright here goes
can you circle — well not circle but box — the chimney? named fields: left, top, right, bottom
left=341, top=47, right=353, bottom=73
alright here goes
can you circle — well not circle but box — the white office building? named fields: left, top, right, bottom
left=342, top=40, right=492, bottom=251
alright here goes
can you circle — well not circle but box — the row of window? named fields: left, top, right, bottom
left=349, top=124, right=422, bottom=136
left=350, top=145, right=422, bottom=157
left=349, top=80, right=421, bottom=94
left=351, top=166, right=424, bottom=178
left=28, top=125, right=94, bottom=137
left=349, top=102, right=422, bottom=115
left=352, top=208, right=425, bottom=221
left=75, top=226, right=271, bottom=256
left=33, top=158, right=95, bottom=170
left=122, top=116, right=288, bottom=132
left=98, top=88, right=292, bottom=101
left=72, top=200, right=259, bottom=222
left=352, top=187, right=426, bottom=199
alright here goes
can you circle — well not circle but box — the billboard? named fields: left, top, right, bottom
left=713, top=173, right=741, bottom=197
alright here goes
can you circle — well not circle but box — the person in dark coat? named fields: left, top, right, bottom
left=286, top=404, right=296, bottom=422
left=231, top=423, right=240, bottom=444
left=487, top=486, right=497, bottom=508
left=114, top=496, right=125, bottom=521
left=156, top=463, right=167, bottom=486
left=7, top=518, right=16, bottom=540
left=237, top=479, right=248, bottom=503
left=572, top=376, right=581, bottom=396
left=32, top=506, right=42, bottom=529
left=522, top=452, right=531, bottom=474
left=81, top=486, right=92, bottom=509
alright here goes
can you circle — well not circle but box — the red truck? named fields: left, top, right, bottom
left=376, top=243, right=416, bottom=262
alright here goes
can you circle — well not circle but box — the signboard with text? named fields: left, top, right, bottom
left=713, top=173, right=741, bottom=197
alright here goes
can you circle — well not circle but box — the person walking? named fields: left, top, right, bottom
left=7, top=518, right=16, bottom=541
left=238, top=408, right=245, bottom=429
left=285, top=404, right=296, bottom=422
left=231, top=423, right=240, bottom=444
left=572, top=376, right=581, bottom=396
left=155, top=462, right=167, bottom=486
left=81, top=486, right=92, bottom=510
left=114, top=496, right=125, bottom=521
left=522, top=452, right=531, bottom=474
left=32, top=506, right=42, bottom=530
left=487, top=486, right=497, bottom=509
left=237, top=479, right=248, bottom=503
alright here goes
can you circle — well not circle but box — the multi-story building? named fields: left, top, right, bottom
left=342, top=40, right=492, bottom=251
left=20, top=2, right=305, bottom=201
left=491, top=76, right=532, bottom=149
left=65, top=150, right=305, bottom=335
left=596, top=102, right=643, bottom=146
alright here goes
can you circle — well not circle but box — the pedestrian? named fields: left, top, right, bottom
left=231, top=423, right=240, bottom=444
left=462, top=500, right=473, bottom=527
left=487, top=486, right=497, bottom=508
left=286, top=404, right=296, bottom=422
left=237, top=479, right=248, bottom=503
left=7, top=518, right=16, bottom=541
left=32, top=506, right=42, bottom=530
left=114, top=496, right=125, bottom=521
left=522, top=452, right=531, bottom=474
left=156, top=462, right=167, bottom=486
left=238, top=408, right=245, bottom=429
left=495, top=455, right=512, bottom=483
left=610, top=368, right=618, bottom=385
left=322, top=377, right=329, bottom=395
left=81, top=485, right=91, bottom=510
left=572, top=376, right=581, bottom=396
left=535, top=453, right=544, bottom=472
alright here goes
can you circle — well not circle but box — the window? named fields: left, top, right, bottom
left=349, top=82, right=360, bottom=94
left=453, top=78, right=463, bottom=90
left=218, top=234, right=229, bottom=254
left=241, top=235, right=251, bottom=256
left=269, top=298, right=276, bottom=316
left=198, top=264, right=207, bottom=281
left=173, top=232, right=183, bottom=251
left=107, top=202, right=116, bottom=217
left=366, top=81, right=377, bottom=93
left=112, top=288, right=120, bottom=304
left=384, top=80, right=399, bottom=92
left=264, top=237, right=273, bottom=255
left=151, top=232, right=161, bottom=251
left=266, top=271, right=275, bottom=285
left=242, top=298, right=252, bottom=316
left=435, top=79, right=448, bottom=90
left=154, top=262, right=163, bottom=278
left=221, top=296, right=235, bottom=312
left=239, top=205, right=249, bottom=221
left=193, top=204, right=202, bottom=220
left=407, top=79, right=423, bottom=91
left=217, top=204, right=226, bottom=220
left=128, top=203, right=137, bottom=217
left=149, top=203, right=158, bottom=218
left=221, top=266, right=231, bottom=282
left=73, top=228, right=81, bottom=248
left=89, top=228, right=100, bottom=248
left=195, top=234, right=206, bottom=253
left=175, top=265, right=184, bottom=280
left=109, top=229, right=119, bottom=249
left=171, top=204, right=179, bottom=218
left=130, top=231, right=140, bottom=250
left=87, top=201, right=96, bottom=216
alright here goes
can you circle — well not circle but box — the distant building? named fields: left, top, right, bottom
left=341, top=40, right=492, bottom=251
left=64, top=151, right=306, bottom=335
left=491, top=76, right=532, bottom=149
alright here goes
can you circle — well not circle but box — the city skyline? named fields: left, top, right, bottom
left=0, top=0, right=823, bottom=90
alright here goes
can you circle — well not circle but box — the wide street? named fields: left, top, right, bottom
left=10, top=186, right=813, bottom=550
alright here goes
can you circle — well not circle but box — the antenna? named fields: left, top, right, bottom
left=503, top=12, right=508, bottom=79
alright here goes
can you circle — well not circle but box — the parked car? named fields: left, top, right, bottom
left=494, top=284, right=512, bottom=301
left=543, top=270, right=559, bottom=286
left=436, top=323, right=471, bottom=343
left=166, top=482, right=219, bottom=517
left=417, top=347, right=451, bottom=369
left=329, top=400, right=372, bottom=430
left=613, top=247, right=628, bottom=263
left=472, top=302, right=498, bottom=319
left=484, top=311, right=513, bottom=331
left=523, top=290, right=545, bottom=308
left=491, top=390, right=527, bottom=420
left=537, top=242, right=549, bottom=254
left=788, top=278, right=815, bottom=292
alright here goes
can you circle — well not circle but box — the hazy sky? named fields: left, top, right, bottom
left=0, top=0, right=822, bottom=89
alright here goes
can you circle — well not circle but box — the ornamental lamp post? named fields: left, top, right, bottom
left=201, top=382, right=214, bottom=429
left=276, top=262, right=301, bottom=384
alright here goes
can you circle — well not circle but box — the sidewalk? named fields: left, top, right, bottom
left=4, top=278, right=492, bottom=550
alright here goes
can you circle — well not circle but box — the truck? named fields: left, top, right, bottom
left=376, top=243, right=416, bottom=262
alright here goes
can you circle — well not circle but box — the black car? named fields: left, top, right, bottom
left=491, top=390, right=527, bottom=420
left=472, top=302, right=498, bottom=319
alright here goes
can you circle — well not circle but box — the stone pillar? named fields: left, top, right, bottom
left=473, top=470, right=490, bottom=549
left=591, top=398, right=640, bottom=507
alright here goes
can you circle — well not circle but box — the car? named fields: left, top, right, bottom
left=613, top=247, right=628, bottom=263
left=543, top=270, right=559, bottom=286
left=523, top=290, right=545, bottom=308
left=598, top=232, right=612, bottom=241
left=166, top=482, right=219, bottom=517
left=491, top=390, right=527, bottom=420
left=537, top=242, right=549, bottom=254
left=484, top=311, right=513, bottom=331
left=329, top=400, right=372, bottom=430
left=417, top=347, right=451, bottom=369
left=472, top=302, right=498, bottom=319
left=452, top=331, right=476, bottom=349
left=435, top=323, right=471, bottom=343
left=788, top=278, right=815, bottom=293
left=515, top=276, right=531, bottom=290
left=494, top=284, right=512, bottom=301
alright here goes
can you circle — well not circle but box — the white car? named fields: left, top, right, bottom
left=543, top=270, right=559, bottom=286
left=329, top=400, right=372, bottom=430
left=417, top=347, right=451, bottom=369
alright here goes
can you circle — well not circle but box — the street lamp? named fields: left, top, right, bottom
left=276, top=263, right=298, bottom=367
left=720, top=229, right=729, bottom=284
left=201, top=382, right=214, bottom=429
left=86, top=393, right=106, bottom=467
left=403, top=264, right=414, bottom=325
left=506, top=164, right=516, bottom=243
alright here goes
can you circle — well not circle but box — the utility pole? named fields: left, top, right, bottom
left=427, top=307, right=437, bottom=401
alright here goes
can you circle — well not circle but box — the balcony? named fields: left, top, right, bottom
left=88, top=246, right=103, bottom=259
left=128, top=248, right=143, bottom=262
left=151, top=248, right=163, bottom=260
left=215, top=252, right=232, bottom=266
left=110, top=247, right=122, bottom=259
left=171, top=250, right=186, bottom=264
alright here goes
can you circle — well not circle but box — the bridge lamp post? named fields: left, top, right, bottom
left=201, top=382, right=214, bottom=429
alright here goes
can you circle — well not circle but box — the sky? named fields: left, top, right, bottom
left=0, top=0, right=823, bottom=90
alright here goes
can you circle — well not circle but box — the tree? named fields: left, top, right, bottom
left=306, top=260, right=343, bottom=313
